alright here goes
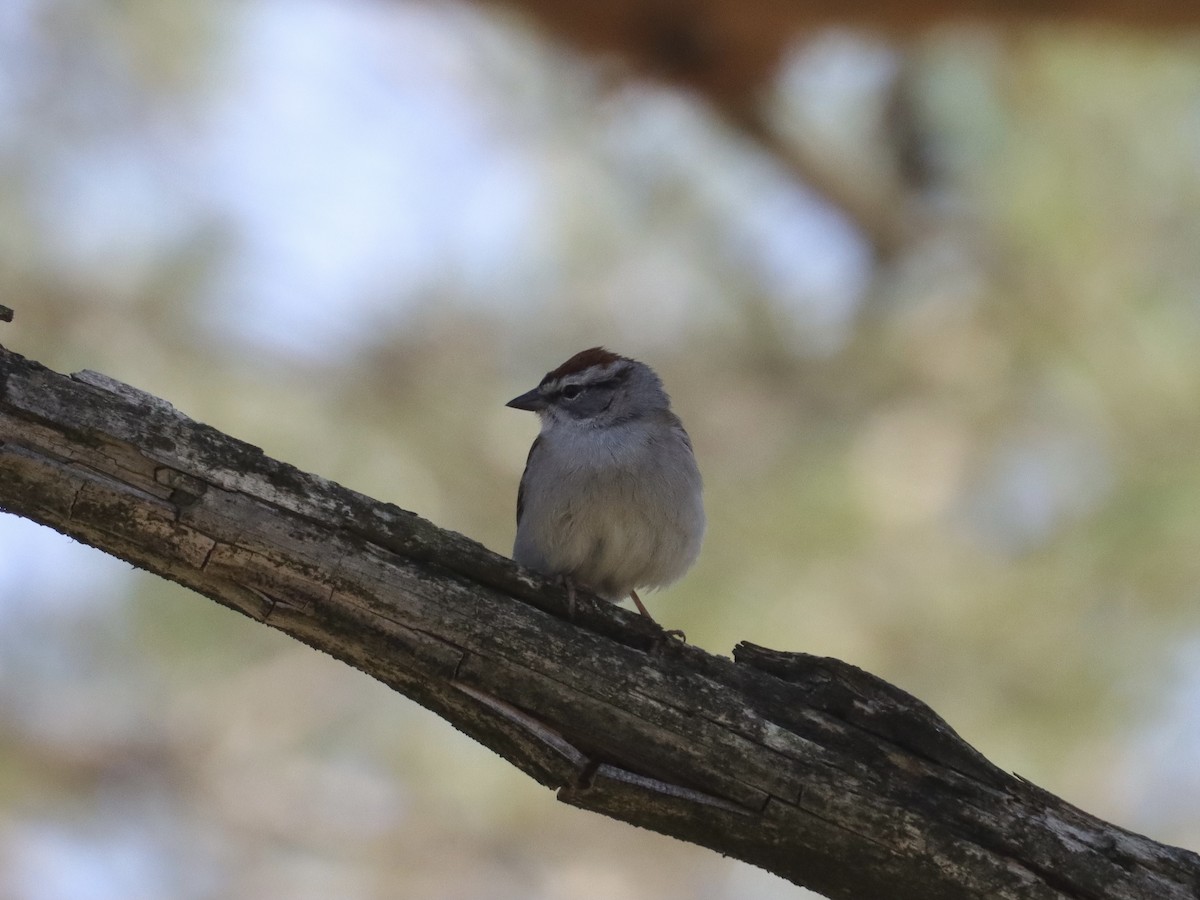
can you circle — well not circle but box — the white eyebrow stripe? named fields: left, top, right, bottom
left=540, top=359, right=632, bottom=394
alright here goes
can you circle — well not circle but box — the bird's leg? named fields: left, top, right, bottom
left=629, top=590, right=686, bottom=644
left=557, top=574, right=577, bottom=619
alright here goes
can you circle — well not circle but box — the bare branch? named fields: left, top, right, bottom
left=483, top=0, right=1199, bottom=112
left=477, top=1, right=1197, bottom=258
left=1, top=344, right=1197, bottom=899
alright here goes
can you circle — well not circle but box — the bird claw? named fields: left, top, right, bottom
left=553, top=583, right=685, bottom=648
left=649, top=626, right=687, bottom=655
left=627, top=589, right=687, bottom=647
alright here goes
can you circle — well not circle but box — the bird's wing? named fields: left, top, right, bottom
left=516, top=434, right=543, bottom=526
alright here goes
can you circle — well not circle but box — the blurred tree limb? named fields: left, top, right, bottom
left=474, top=0, right=1199, bottom=257
left=482, top=0, right=1197, bottom=110
left=1, top=342, right=1198, bottom=900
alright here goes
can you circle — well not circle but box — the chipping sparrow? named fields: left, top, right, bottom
left=507, top=347, right=705, bottom=627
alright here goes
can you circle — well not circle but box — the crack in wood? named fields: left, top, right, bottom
left=66, top=479, right=85, bottom=521
left=244, top=585, right=279, bottom=623
left=768, top=793, right=904, bottom=855
left=198, top=538, right=218, bottom=572
left=155, top=466, right=208, bottom=508
left=452, top=681, right=591, bottom=775
left=573, top=758, right=602, bottom=790
left=565, top=763, right=756, bottom=816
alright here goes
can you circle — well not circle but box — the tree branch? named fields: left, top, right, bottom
left=0, top=341, right=1197, bottom=899
left=482, top=0, right=1199, bottom=112
left=477, top=0, right=1199, bottom=261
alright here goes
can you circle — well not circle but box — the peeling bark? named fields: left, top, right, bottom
left=0, top=342, right=1197, bottom=899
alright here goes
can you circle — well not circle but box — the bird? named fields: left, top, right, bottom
left=506, top=347, right=705, bottom=631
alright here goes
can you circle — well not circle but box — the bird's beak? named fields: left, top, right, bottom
left=506, top=387, right=547, bottom=412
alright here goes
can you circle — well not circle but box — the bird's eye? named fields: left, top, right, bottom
left=560, top=384, right=583, bottom=400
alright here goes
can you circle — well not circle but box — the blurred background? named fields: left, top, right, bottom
left=2, top=0, right=1200, bottom=897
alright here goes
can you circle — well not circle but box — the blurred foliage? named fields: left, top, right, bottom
left=2, top=1, right=1200, bottom=898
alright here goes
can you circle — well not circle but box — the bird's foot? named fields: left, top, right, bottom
left=556, top=575, right=577, bottom=619
left=629, top=590, right=687, bottom=647
left=649, top=626, right=687, bottom=655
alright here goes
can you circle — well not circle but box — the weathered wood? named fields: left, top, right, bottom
left=0, top=341, right=1197, bottom=899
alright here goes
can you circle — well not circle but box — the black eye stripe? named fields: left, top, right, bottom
left=557, top=377, right=621, bottom=401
